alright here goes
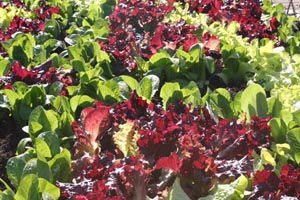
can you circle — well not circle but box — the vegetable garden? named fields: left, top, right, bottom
left=0, top=0, right=300, bottom=199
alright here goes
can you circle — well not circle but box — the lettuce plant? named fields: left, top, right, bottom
left=58, top=92, right=274, bottom=199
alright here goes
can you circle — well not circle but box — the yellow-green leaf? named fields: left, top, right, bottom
left=113, top=122, right=139, bottom=157
left=261, top=148, right=276, bottom=167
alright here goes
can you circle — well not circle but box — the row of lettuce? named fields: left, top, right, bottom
left=0, top=0, right=300, bottom=199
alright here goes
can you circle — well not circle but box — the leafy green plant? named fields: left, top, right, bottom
left=2, top=84, right=47, bottom=126
left=160, top=81, right=201, bottom=110
left=2, top=33, right=35, bottom=66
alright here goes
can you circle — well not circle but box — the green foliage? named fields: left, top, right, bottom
left=168, top=178, right=190, bottom=200
left=69, top=95, right=94, bottom=117
left=6, top=151, right=36, bottom=188
left=14, top=174, right=60, bottom=200
left=2, top=33, right=35, bottom=66
left=14, top=174, right=40, bottom=200
left=199, top=175, right=249, bottom=200
left=28, top=106, right=59, bottom=138
left=3, top=84, right=47, bottom=126
left=137, top=75, right=160, bottom=102
left=160, top=82, right=182, bottom=110
left=241, top=83, right=268, bottom=121
left=287, top=128, right=300, bottom=164
left=160, top=81, right=201, bottom=110
left=207, top=88, right=234, bottom=119
left=269, top=118, right=287, bottom=143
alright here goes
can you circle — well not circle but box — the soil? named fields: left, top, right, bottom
left=0, top=118, right=25, bottom=191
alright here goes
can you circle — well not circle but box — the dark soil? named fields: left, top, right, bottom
left=0, top=119, right=25, bottom=191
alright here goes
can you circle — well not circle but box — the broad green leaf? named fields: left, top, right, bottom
left=48, top=149, right=71, bottom=182
left=267, top=96, right=283, bottom=118
left=138, top=77, right=152, bottom=101
left=113, top=121, right=140, bottom=157
left=295, top=153, right=300, bottom=164
left=59, top=112, right=74, bottom=137
left=168, top=178, right=190, bottom=200
left=43, top=39, right=65, bottom=55
left=23, top=86, right=46, bottom=108
left=241, top=84, right=267, bottom=121
left=16, top=138, right=32, bottom=155
left=181, top=81, right=201, bottom=108
left=137, top=74, right=160, bottom=101
left=51, top=96, right=72, bottom=114
left=29, top=122, right=43, bottom=136
left=269, top=118, right=287, bottom=143
left=150, top=52, right=171, bottom=68
left=209, top=88, right=234, bottom=119
left=15, top=174, right=39, bottom=200
left=231, top=92, right=242, bottom=115
left=95, top=49, right=110, bottom=63
left=70, top=95, right=94, bottom=115
left=0, top=94, right=9, bottom=110
left=6, top=151, right=35, bottom=188
left=0, top=179, right=15, bottom=200
left=35, top=138, right=52, bottom=159
left=199, top=175, right=248, bottom=200
left=49, top=82, right=64, bottom=96
left=22, top=159, right=52, bottom=182
left=44, top=18, right=61, bottom=39
left=72, top=59, right=87, bottom=72
left=0, top=59, right=10, bottom=76
left=259, top=40, right=274, bottom=55
left=68, top=45, right=82, bottom=60
left=120, top=75, right=139, bottom=91
left=202, top=56, right=215, bottom=74
left=104, top=79, right=121, bottom=100
left=38, top=178, right=60, bottom=200
left=0, top=190, right=14, bottom=200
left=223, top=53, right=240, bottom=73
left=3, top=89, right=20, bottom=108
left=0, top=8, right=14, bottom=30
left=80, top=68, right=102, bottom=82
left=261, top=148, right=276, bottom=167
left=175, top=49, right=191, bottom=67
left=13, top=82, right=29, bottom=95
left=28, top=106, right=59, bottom=138
left=149, top=75, right=160, bottom=94
left=280, top=110, right=294, bottom=128
left=287, top=128, right=300, bottom=164
left=275, top=143, right=290, bottom=156
left=116, top=80, right=130, bottom=99
left=160, top=82, right=183, bottom=110
left=97, top=84, right=118, bottom=103
left=23, top=0, right=40, bottom=9
left=188, top=43, right=202, bottom=62
left=37, top=131, right=60, bottom=157
left=5, top=33, right=35, bottom=66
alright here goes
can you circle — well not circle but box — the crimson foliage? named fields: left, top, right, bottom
left=0, top=1, right=59, bottom=56
left=100, top=0, right=199, bottom=73
left=58, top=92, right=275, bottom=199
